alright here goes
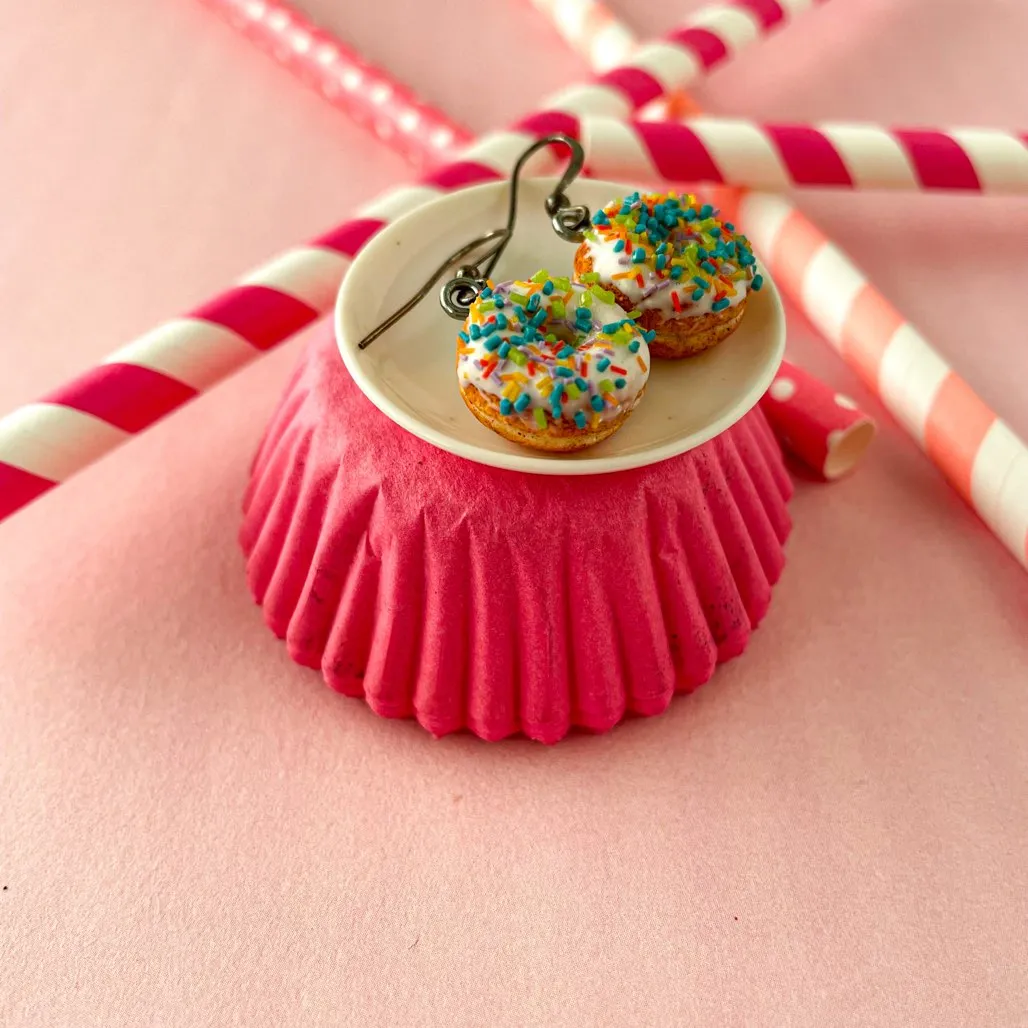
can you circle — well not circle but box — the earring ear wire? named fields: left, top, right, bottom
left=357, top=133, right=590, bottom=350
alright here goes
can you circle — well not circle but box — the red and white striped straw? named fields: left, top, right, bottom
left=528, top=0, right=1028, bottom=568
left=200, top=0, right=474, bottom=165
left=0, top=0, right=828, bottom=523
left=580, top=115, right=1028, bottom=194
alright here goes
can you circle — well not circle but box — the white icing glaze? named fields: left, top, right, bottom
left=456, top=278, right=650, bottom=431
left=579, top=191, right=760, bottom=324
left=584, top=240, right=748, bottom=319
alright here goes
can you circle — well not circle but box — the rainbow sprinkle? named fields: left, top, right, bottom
left=457, top=275, right=650, bottom=432
left=580, top=190, right=760, bottom=319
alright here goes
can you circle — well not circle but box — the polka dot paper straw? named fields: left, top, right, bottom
left=0, top=0, right=827, bottom=522
left=580, top=115, right=1028, bottom=194
left=200, top=0, right=474, bottom=165
left=741, top=193, right=1028, bottom=565
left=760, top=360, right=875, bottom=480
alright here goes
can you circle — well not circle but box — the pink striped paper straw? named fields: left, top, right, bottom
left=0, top=0, right=829, bottom=523
left=529, top=0, right=1028, bottom=567
left=580, top=115, right=1028, bottom=194
left=200, top=0, right=474, bottom=165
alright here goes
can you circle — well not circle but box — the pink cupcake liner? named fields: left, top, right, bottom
left=240, top=324, right=793, bottom=742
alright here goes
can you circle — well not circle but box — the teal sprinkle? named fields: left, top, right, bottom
left=542, top=280, right=554, bottom=295
left=691, top=288, right=704, bottom=301
left=555, top=367, right=574, bottom=378
left=684, top=207, right=697, bottom=221
left=494, top=296, right=505, bottom=308
left=697, top=247, right=708, bottom=259
left=552, top=402, right=563, bottom=419
left=642, top=329, right=656, bottom=344
left=458, top=331, right=470, bottom=343
left=711, top=298, right=730, bottom=312
left=514, top=394, right=531, bottom=412
left=656, top=255, right=666, bottom=271
left=483, top=336, right=501, bottom=352
left=701, top=260, right=717, bottom=275
left=725, top=222, right=735, bottom=231
left=527, top=293, right=541, bottom=312
left=709, top=226, right=721, bottom=238
left=509, top=334, right=524, bottom=345
left=531, top=309, right=547, bottom=327
left=574, top=412, right=587, bottom=429
left=752, top=274, right=764, bottom=291
left=700, top=204, right=713, bottom=217
left=692, top=276, right=709, bottom=289
left=575, top=377, right=588, bottom=390
left=557, top=345, right=574, bottom=358
left=613, top=239, right=625, bottom=253
left=632, top=247, right=646, bottom=263
left=670, top=267, right=684, bottom=280
left=590, top=395, right=605, bottom=412
left=596, top=357, right=611, bottom=372
left=628, top=340, right=640, bottom=353
left=499, top=398, right=513, bottom=415
left=481, top=287, right=492, bottom=298
left=602, top=322, right=621, bottom=334
left=551, top=381, right=564, bottom=399
left=470, top=324, right=481, bottom=340
left=614, top=377, right=627, bottom=389
left=498, top=342, right=511, bottom=358
left=481, top=322, right=497, bottom=337
left=592, top=209, right=609, bottom=226
left=496, top=313, right=508, bottom=329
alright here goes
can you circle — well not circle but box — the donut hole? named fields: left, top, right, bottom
left=549, top=323, right=582, bottom=349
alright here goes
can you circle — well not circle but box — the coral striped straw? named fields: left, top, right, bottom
left=0, top=0, right=828, bottom=523
left=527, top=0, right=1028, bottom=567
left=580, top=116, right=1028, bottom=194
left=741, top=194, right=1028, bottom=565
left=199, top=0, right=474, bottom=165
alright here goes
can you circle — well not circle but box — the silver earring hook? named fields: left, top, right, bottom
left=357, top=133, right=590, bottom=349
left=479, top=132, right=591, bottom=280
left=357, top=229, right=507, bottom=350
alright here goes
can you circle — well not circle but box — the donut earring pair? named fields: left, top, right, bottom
left=360, top=135, right=762, bottom=453
left=359, top=134, right=653, bottom=453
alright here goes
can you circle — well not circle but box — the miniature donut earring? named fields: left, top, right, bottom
left=358, top=134, right=652, bottom=453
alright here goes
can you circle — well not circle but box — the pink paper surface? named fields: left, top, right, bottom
left=1, top=0, right=1026, bottom=1024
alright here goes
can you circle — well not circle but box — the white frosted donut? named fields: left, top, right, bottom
left=575, top=190, right=764, bottom=359
left=456, top=271, right=650, bottom=452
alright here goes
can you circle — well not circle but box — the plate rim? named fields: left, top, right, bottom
left=336, top=177, right=786, bottom=476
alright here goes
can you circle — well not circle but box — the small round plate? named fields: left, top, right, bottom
left=336, top=178, right=785, bottom=475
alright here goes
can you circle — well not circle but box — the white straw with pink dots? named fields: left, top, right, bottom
left=200, top=0, right=474, bottom=164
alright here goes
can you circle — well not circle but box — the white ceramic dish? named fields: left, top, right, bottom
left=336, top=178, right=785, bottom=475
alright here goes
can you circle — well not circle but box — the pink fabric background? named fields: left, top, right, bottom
left=1, top=0, right=1026, bottom=1023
